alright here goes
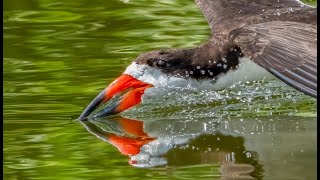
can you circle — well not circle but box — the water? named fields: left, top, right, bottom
left=4, top=0, right=317, bottom=179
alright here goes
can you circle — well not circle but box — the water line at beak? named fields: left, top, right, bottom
left=77, top=89, right=107, bottom=121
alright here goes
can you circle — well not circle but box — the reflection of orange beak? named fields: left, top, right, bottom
left=110, top=118, right=154, bottom=156
left=78, top=74, right=153, bottom=120
left=79, top=117, right=155, bottom=156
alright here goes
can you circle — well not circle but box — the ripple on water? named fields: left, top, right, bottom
left=8, top=10, right=82, bottom=23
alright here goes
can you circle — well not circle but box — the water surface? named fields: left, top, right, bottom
left=4, top=0, right=317, bottom=179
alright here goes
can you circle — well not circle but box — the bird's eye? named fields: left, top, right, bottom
left=156, top=59, right=167, bottom=68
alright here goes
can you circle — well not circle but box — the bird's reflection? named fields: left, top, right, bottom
left=79, top=116, right=314, bottom=180
left=79, top=117, right=265, bottom=179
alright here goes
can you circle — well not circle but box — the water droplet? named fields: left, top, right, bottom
left=246, top=152, right=252, bottom=158
left=222, top=57, right=227, bottom=62
left=223, top=64, right=227, bottom=69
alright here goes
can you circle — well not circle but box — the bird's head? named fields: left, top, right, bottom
left=78, top=48, right=201, bottom=120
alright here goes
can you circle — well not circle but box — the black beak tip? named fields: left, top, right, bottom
left=77, top=116, right=88, bottom=121
left=92, top=103, right=119, bottom=118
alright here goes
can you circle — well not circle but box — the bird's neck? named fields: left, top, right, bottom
left=179, top=41, right=243, bottom=78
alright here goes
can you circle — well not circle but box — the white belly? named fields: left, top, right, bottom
left=204, top=57, right=273, bottom=91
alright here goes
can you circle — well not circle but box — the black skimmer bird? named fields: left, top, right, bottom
left=78, top=0, right=317, bottom=120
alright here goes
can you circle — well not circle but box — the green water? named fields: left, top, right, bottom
left=4, top=0, right=317, bottom=179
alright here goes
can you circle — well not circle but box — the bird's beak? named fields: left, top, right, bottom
left=78, top=74, right=153, bottom=120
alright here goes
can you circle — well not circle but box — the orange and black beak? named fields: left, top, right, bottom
left=78, top=74, right=153, bottom=120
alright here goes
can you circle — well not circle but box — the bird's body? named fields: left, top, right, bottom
left=78, top=0, right=317, bottom=120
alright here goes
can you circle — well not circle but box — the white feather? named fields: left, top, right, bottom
left=124, top=57, right=274, bottom=96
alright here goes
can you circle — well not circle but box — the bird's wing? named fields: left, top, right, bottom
left=194, top=0, right=313, bottom=33
left=229, top=21, right=317, bottom=97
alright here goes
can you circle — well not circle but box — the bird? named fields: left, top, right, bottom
left=78, top=0, right=317, bottom=120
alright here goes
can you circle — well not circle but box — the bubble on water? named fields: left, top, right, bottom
left=189, top=71, right=193, bottom=74
left=200, top=70, right=205, bottom=74
left=196, top=66, right=200, bottom=69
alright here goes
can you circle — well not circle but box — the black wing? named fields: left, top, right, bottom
left=194, top=0, right=314, bottom=33
left=229, top=21, right=317, bottom=97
